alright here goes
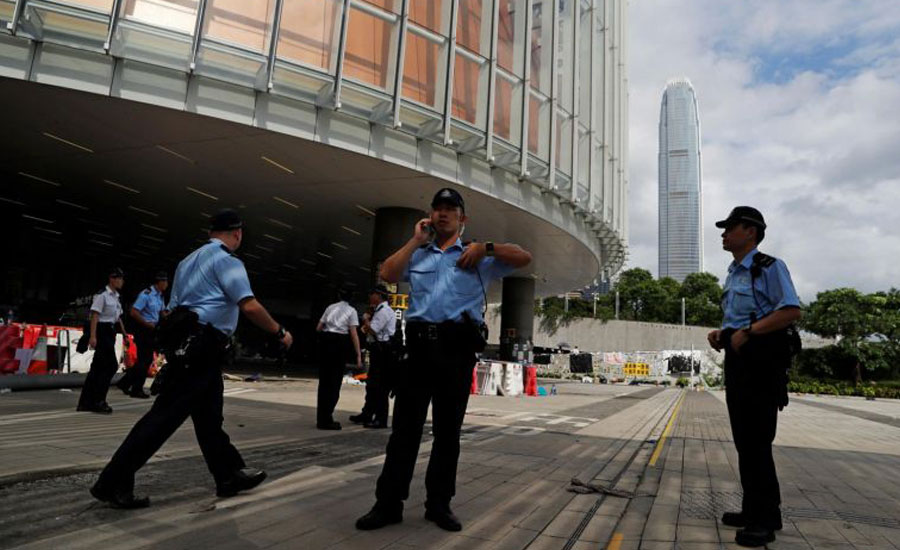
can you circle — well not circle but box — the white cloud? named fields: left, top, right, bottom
left=626, top=0, right=900, bottom=301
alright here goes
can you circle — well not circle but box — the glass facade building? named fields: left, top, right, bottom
left=0, top=0, right=629, bottom=295
left=658, top=77, right=701, bottom=282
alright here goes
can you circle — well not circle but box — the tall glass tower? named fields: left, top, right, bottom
left=658, top=78, right=702, bottom=282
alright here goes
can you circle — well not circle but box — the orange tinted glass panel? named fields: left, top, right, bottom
left=278, top=0, right=342, bottom=71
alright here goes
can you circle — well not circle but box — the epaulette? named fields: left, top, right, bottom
left=219, top=244, right=237, bottom=257
left=750, top=252, right=776, bottom=278
left=143, top=288, right=152, bottom=294
left=752, top=252, right=776, bottom=268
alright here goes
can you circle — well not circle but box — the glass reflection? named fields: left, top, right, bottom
left=497, top=0, right=525, bottom=75
left=493, top=72, right=522, bottom=144
left=277, top=0, right=343, bottom=73
left=203, top=0, right=276, bottom=52
left=402, top=29, right=443, bottom=107
left=409, top=0, right=447, bottom=34
left=456, top=0, right=490, bottom=57
left=452, top=52, right=487, bottom=125
left=556, top=0, right=574, bottom=112
left=344, top=2, right=398, bottom=90
left=122, top=0, right=198, bottom=33
left=529, top=0, right=551, bottom=94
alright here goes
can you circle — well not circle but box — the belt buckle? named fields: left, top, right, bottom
left=426, top=324, right=438, bottom=341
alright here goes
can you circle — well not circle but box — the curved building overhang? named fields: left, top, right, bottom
left=0, top=0, right=628, bottom=311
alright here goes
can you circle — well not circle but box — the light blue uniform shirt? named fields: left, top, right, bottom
left=721, top=248, right=800, bottom=330
left=132, top=286, right=165, bottom=324
left=403, top=238, right=516, bottom=323
left=167, top=239, right=254, bottom=335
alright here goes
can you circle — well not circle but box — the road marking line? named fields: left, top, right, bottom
left=648, top=390, right=686, bottom=467
left=608, top=532, right=624, bottom=550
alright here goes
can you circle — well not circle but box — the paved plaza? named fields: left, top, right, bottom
left=0, top=378, right=898, bottom=550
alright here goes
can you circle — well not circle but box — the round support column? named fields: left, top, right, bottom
left=499, top=276, right=535, bottom=361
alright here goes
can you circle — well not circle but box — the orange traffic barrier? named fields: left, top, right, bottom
left=524, top=365, right=538, bottom=396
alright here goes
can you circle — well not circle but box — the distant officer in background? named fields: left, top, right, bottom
left=350, top=285, right=396, bottom=429
left=315, top=290, right=362, bottom=430
left=90, top=209, right=293, bottom=509
left=356, top=187, right=532, bottom=532
left=77, top=268, right=128, bottom=414
left=116, top=271, right=168, bottom=399
left=707, top=206, right=801, bottom=548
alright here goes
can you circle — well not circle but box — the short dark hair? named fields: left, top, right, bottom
left=742, top=222, right=765, bottom=244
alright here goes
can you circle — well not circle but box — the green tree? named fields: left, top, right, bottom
left=679, top=272, right=724, bottom=327
left=802, top=288, right=895, bottom=382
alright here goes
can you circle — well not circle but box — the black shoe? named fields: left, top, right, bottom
left=722, top=511, right=782, bottom=531
left=356, top=505, right=402, bottom=530
left=77, top=403, right=113, bottom=414
left=128, top=390, right=151, bottom=399
left=722, top=511, right=748, bottom=528
left=116, top=382, right=131, bottom=395
left=216, top=468, right=267, bottom=498
left=317, top=421, right=342, bottom=430
left=90, top=484, right=150, bottom=509
left=735, top=526, right=776, bottom=547
left=349, top=414, right=370, bottom=424
left=364, top=420, right=388, bottom=429
left=425, top=508, right=462, bottom=532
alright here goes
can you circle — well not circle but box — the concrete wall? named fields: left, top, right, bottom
left=486, top=311, right=712, bottom=352
left=486, top=311, right=831, bottom=353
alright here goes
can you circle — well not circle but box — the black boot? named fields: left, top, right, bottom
left=356, top=503, right=403, bottom=530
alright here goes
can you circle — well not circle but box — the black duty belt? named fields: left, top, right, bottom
left=406, top=321, right=466, bottom=342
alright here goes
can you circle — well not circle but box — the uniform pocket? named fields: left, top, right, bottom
left=409, top=268, right=436, bottom=291
left=451, top=267, right=482, bottom=297
left=729, top=287, right=757, bottom=321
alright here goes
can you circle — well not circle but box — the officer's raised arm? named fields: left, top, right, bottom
left=379, top=218, right=431, bottom=283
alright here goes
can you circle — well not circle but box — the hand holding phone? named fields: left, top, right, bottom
left=414, top=218, right=433, bottom=244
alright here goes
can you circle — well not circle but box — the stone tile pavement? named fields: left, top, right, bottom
left=0, top=380, right=898, bottom=549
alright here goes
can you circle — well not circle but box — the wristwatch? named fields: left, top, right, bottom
left=274, top=325, right=286, bottom=340
left=484, top=241, right=495, bottom=257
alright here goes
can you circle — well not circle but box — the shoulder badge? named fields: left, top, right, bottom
left=143, top=288, right=152, bottom=294
left=750, top=252, right=777, bottom=278
left=752, top=252, right=776, bottom=268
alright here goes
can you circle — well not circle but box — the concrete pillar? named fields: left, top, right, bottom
left=371, top=207, right=426, bottom=293
left=499, top=277, right=535, bottom=361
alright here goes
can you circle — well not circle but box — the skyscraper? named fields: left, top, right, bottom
left=658, top=78, right=702, bottom=282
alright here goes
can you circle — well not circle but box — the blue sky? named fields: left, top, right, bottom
left=626, top=0, right=900, bottom=301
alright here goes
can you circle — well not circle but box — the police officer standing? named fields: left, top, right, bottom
left=77, top=268, right=128, bottom=414
left=315, top=290, right=362, bottom=430
left=116, top=271, right=168, bottom=398
left=90, top=209, right=292, bottom=509
left=350, top=285, right=396, bottom=429
left=707, top=206, right=801, bottom=547
left=356, top=188, right=532, bottom=532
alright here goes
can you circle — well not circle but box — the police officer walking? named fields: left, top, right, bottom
left=350, top=285, right=396, bottom=429
left=356, top=188, right=532, bottom=532
left=315, top=290, right=362, bottom=430
left=707, top=206, right=801, bottom=547
left=116, top=271, right=168, bottom=398
left=90, top=209, right=293, bottom=509
left=77, top=267, right=128, bottom=414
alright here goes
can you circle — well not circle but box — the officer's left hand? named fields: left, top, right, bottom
left=457, top=242, right=486, bottom=270
left=731, top=329, right=749, bottom=354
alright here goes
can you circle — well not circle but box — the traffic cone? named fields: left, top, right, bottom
left=27, top=326, right=49, bottom=374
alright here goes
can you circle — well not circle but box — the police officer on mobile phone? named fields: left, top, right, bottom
left=90, top=209, right=293, bottom=509
left=707, top=206, right=801, bottom=548
left=356, top=188, right=532, bottom=532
